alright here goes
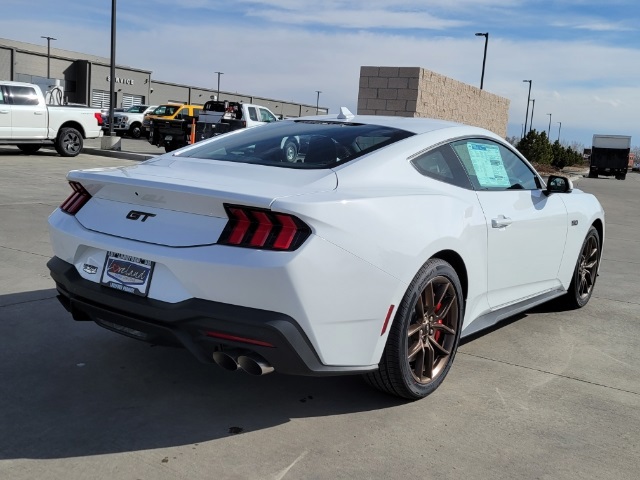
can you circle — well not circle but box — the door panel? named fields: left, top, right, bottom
left=7, top=86, right=48, bottom=139
left=477, top=189, right=568, bottom=308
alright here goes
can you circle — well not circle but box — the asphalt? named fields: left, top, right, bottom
left=0, top=146, right=638, bottom=480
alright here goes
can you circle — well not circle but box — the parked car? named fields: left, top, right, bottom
left=0, top=81, right=103, bottom=157
left=102, top=104, right=157, bottom=138
left=47, top=109, right=605, bottom=400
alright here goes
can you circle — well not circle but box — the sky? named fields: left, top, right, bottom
left=2, top=0, right=640, bottom=148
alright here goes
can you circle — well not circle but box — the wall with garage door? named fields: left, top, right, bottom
left=357, top=66, right=510, bottom=138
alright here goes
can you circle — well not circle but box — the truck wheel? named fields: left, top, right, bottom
left=283, top=140, right=298, bottom=162
left=55, top=127, right=83, bottom=157
left=17, top=144, right=41, bottom=155
left=129, top=123, right=142, bottom=139
left=588, top=171, right=598, bottom=178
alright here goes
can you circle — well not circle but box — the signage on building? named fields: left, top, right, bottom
left=106, top=76, right=134, bottom=86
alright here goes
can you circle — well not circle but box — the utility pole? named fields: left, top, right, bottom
left=557, top=121, right=562, bottom=142
left=41, top=36, right=57, bottom=79
left=547, top=113, right=552, bottom=138
left=315, top=90, right=322, bottom=114
left=108, top=0, right=116, bottom=137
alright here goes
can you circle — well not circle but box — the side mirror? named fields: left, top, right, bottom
left=545, top=175, right=573, bottom=195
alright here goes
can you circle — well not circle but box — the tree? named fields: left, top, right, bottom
left=516, top=129, right=553, bottom=165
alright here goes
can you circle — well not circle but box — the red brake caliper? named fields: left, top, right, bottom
left=434, top=302, right=443, bottom=343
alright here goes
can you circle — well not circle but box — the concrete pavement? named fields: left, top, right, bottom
left=0, top=147, right=638, bottom=480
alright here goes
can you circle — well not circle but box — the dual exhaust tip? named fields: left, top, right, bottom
left=212, top=350, right=274, bottom=376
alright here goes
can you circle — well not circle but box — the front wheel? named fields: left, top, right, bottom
left=55, top=127, right=83, bottom=157
left=365, top=259, right=464, bottom=400
left=561, top=226, right=600, bottom=309
left=129, top=123, right=142, bottom=139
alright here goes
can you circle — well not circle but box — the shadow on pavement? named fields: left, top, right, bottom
left=0, top=289, right=404, bottom=460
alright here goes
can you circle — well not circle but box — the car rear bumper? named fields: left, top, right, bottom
left=47, top=256, right=375, bottom=376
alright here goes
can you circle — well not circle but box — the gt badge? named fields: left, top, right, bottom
left=126, top=210, right=156, bottom=222
left=83, top=264, right=98, bottom=274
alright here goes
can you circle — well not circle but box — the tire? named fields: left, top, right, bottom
left=620, top=173, right=626, bottom=180
left=560, top=226, right=600, bottom=309
left=55, top=127, right=83, bottom=157
left=17, top=144, right=41, bottom=155
left=129, top=123, right=142, bottom=139
left=283, top=140, right=298, bottom=162
left=364, top=259, right=464, bottom=400
left=588, top=170, right=598, bottom=178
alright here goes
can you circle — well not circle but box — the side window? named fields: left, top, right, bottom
left=411, top=145, right=473, bottom=189
left=247, top=107, right=258, bottom=122
left=7, top=86, right=39, bottom=106
left=259, top=108, right=276, bottom=123
left=451, top=139, right=540, bottom=190
left=193, top=108, right=201, bottom=117
left=0, top=88, right=4, bottom=104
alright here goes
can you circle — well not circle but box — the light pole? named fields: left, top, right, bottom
left=557, top=121, right=562, bottom=141
left=529, top=98, right=535, bottom=133
left=523, top=80, right=532, bottom=134
left=315, top=90, right=322, bottom=114
left=475, top=32, right=489, bottom=90
left=108, top=0, right=116, bottom=137
left=41, top=36, right=57, bottom=79
left=547, top=113, right=552, bottom=138
left=215, top=72, right=223, bottom=100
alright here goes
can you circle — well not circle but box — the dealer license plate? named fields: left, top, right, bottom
left=101, top=251, right=154, bottom=297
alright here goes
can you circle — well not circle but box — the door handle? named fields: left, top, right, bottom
left=491, top=215, right=513, bottom=228
left=0, top=110, right=9, bottom=114
left=34, top=111, right=45, bottom=115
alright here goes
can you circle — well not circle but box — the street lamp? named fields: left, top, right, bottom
left=523, top=80, right=532, bottom=134
left=315, top=90, right=322, bottom=114
left=108, top=0, right=117, bottom=137
left=547, top=113, right=552, bottom=138
left=215, top=72, right=223, bottom=100
left=557, top=121, right=562, bottom=141
left=475, top=32, right=489, bottom=90
left=529, top=98, right=535, bottom=133
left=41, top=36, right=57, bottom=79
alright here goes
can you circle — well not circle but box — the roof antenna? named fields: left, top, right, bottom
left=337, top=107, right=354, bottom=120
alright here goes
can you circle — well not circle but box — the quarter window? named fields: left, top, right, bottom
left=248, top=107, right=258, bottom=122
left=411, top=146, right=472, bottom=189
left=451, top=139, right=540, bottom=190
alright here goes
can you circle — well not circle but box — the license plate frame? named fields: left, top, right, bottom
left=101, top=251, right=155, bottom=297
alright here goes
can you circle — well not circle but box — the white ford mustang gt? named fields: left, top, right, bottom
left=47, top=109, right=604, bottom=400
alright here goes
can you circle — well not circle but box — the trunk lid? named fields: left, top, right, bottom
left=70, top=157, right=337, bottom=247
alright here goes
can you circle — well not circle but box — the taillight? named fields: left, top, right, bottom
left=219, top=204, right=311, bottom=251
left=94, top=112, right=103, bottom=126
left=60, top=181, right=91, bottom=215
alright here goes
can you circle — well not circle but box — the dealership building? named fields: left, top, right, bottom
left=0, top=37, right=326, bottom=117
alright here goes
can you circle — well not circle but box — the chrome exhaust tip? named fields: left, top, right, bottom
left=237, top=353, right=274, bottom=376
left=212, top=350, right=242, bottom=371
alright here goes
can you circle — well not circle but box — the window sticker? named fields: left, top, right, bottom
left=466, top=142, right=510, bottom=188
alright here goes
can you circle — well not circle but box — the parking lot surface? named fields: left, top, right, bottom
left=1, top=147, right=639, bottom=480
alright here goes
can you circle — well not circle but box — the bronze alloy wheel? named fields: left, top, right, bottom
left=562, top=226, right=600, bottom=309
left=577, top=234, right=598, bottom=301
left=364, top=258, right=463, bottom=400
left=407, top=276, right=458, bottom=384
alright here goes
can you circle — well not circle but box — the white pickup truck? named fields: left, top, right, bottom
left=0, top=81, right=103, bottom=157
left=103, top=104, right=157, bottom=138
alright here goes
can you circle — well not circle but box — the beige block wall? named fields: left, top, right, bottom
left=358, top=66, right=510, bottom=138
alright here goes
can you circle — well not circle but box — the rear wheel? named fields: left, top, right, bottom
left=283, top=140, right=298, bottom=162
left=588, top=170, right=598, bottom=178
left=55, top=127, right=83, bottom=157
left=561, top=226, right=600, bottom=309
left=365, top=259, right=463, bottom=400
left=17, top=144, right=41, bottom=154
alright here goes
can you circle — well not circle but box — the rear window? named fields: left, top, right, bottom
left=153, top=105, right=180, bottom=116
left=179, top=120, right=414, bottom=168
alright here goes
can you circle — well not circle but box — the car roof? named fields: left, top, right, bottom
left=292, top=111, right=494, bottom=137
